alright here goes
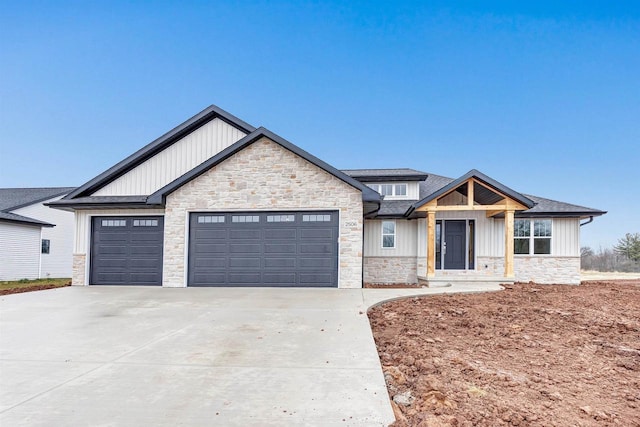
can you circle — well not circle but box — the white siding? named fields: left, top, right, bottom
left=552, top=218, right=580, bottom=256
left=435, top=211, right=503, bottom=257
left=0, top=222, right=41, bottom=280
left=74, top=209, right=166, bottom=253
left=12, top=196, right=74, bottom=278
left=93, top=118, right=246, bottom=196
left=364, top=219, right=417, bottom=256
left=407, top=182, right=420, bottom=200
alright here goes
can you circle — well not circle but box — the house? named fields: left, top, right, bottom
left=0, top=187, right=76, bottom=280
left=49, top=105, right=605, bottom=287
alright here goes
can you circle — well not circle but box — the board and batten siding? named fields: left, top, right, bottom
left=0, top=222, right=41, bottom=280
left=379, top=214, right=580, bottom=259
left=74, top=209, right=166, bottom=253
left=364, top=219, right=417, bottom=256
left=93, top=118, right=246, bottom=196
left=12, top=196, right=74, bottom=278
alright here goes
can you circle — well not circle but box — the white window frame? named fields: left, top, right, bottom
left=381, top=220, right=396, bottom=249
left=367, top=183, right=409, bottom=200
left=514, top=219, right=553, bottom=255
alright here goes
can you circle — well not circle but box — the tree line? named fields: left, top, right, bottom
left=581, top=232, right=640, bottom=272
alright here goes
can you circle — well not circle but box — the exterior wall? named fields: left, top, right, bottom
left=163, top=137, right=364, bottom=288
left=363, top=257, right=417, bottom=285
left=93, top=118, right=246, bottom=196
left=473, top=256, right=580, bottom=284
left=0, top=222, right=41, bottom=280
left=72, top=208, right=166, bottom=285
left=363, top=219, right=417, bottom=256
left=12, top=196, right=74, bottom=278
left=412, top=213, right=581, bottom=283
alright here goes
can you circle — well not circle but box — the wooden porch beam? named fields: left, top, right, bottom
left=504, top=209, right=515, bottom=278
left=427, top=210, right=436, bottom=277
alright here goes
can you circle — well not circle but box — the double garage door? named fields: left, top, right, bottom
left=90, top=211, right=338, bottom=287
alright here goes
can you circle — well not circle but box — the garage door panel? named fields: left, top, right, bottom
left=230, top=243, right=261, bottom=253
left=194, top=257, right=226, bottom=268
left=229, top=229, right=261, bottom=239
left=189, top=211, right=338, bottom=287
left=98, top=246, right=129, bottom=255
left=264, top=257, right=296, bottom=268
left=228, top=272, right=262, bottom=284
left=90, top=216, right=164, bottom=286
left=263, top=273, right=297, bottom=284
left=300, top=243, right=333, bottom=254
left=229, top=257, right=261, bottom=268
left=299, top=228, right=334, bottom=239
left=194, top=229, right=227, bottom=240
left=298, top=257, right=333, bottom=268
left=264, top=243, right=296, bottom=254
left=194, top=272, right=225, bottom=284
left=264, top=228, right=297, bottom=239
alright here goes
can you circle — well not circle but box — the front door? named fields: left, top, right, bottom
left=444, top=220, right=466, bottom=270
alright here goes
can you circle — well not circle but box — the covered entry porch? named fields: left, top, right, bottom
left=408, top=170, right=535, bottom=286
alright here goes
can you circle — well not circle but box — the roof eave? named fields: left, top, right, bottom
left=64, top=105, right=257, bottom=200
left=147, top=127, right=382, bottom=205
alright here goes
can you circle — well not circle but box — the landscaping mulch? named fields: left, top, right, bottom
left=0, top=282, right=71, bottom=295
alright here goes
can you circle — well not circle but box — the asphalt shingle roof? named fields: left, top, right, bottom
left=0, top=187, right=76, bottom=212
left=353, top=170, right=604, bottom=217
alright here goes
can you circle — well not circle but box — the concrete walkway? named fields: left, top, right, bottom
left=0, top=283, right=501, bottom=426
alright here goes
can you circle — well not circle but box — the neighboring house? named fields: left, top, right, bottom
left=49, top=105, right=605, bottom=288
left=0, top=188, right=76, bottom=280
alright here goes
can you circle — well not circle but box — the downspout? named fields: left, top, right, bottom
left=580, top=216, right=594, bottom=227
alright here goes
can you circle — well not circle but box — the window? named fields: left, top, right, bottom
left=231, top=215, right=259, bottom=223
left=41, top=239, right=50, bottom=254
left=514, top=219, right=552, bottom=255
left=267, top=214, right=295, bottom=222
left=382, top=221, right=396, bottom=248
left=133, top=219, right=159, bottom=227
left=303, top=214, right=331, bottom=222
left=367, top=183, right=409, bottom=198
left=101, top=219, right=126, bottom=227
left=197, top=215, right=225, bottom=224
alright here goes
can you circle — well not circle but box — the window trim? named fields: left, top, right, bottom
left=367, top=183, right=410, bottom=199
left=41, top=239, right=50, bottom=254
left=514, top=219, right=553, bottom=256
left=381, top=220, right=396, bottom=249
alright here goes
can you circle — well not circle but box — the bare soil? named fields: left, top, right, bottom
left=0, top=280, right=71, bottom=295
left=369, top=280, right=640, bottom=426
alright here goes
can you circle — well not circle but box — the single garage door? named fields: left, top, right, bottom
left=90, top=216, right=164, bottom=286
left=188, top=211, right=338, bottom=287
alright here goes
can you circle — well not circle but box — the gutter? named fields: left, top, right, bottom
left=580, top=216, right=594, bottom=227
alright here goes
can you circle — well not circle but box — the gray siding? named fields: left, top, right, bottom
left=93, top=118, right=246, bottom=196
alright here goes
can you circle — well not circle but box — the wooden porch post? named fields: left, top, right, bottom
left=427, top=209, right=436, bottom=277
left=504, top=209, right=515, bottom=278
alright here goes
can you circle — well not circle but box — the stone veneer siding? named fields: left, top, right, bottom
left=364, top=256, right=418, bottom=285
left=162, top=137, right=364, bottom=288
left=72, top=254, right=86, bottom=286
left=474, top=256, right=580, bottom=284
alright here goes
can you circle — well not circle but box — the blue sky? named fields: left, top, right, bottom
left=1, top=1, right=638, bottom=249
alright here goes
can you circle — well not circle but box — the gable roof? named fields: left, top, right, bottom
left=408, top=169, right=536, bottom=214
left=147, top=127, right=381, bottom=205
left=0, top=211, right=55, bottom=227
left=64, top=105, right=256, bottom=199
left=0, top=187, right=76, bottom=211
left=0, top=187, right=73, bottom=226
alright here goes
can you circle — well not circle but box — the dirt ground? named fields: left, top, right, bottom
left=369, top=280, right=640, bottom=426
left=0, top=282, right=70, bottom=295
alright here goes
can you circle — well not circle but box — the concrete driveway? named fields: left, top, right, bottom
left=0, top=284, right=501, bottom=426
